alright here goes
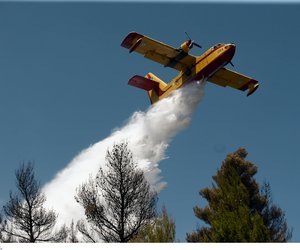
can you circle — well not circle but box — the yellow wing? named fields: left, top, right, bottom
left=121, top=32, right=196, bottom=72
left=208, top=68, right=259, bottom=96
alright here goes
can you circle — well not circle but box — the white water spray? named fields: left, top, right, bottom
left=43, top=82, right=205, bottom=226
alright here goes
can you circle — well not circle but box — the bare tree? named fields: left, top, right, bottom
left=76, top=142, right=157, bottom=242
left=76, top=219, right=97, bottom=243
left=63, top=220, right=79, bottom=243
left=0, top=162, right=66, bottom=242
left=0, top=225, right=14, bottom=242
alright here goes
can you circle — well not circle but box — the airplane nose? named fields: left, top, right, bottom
left=226, top=43, right=236, bottom=60
left=225, top=43, right=236, bottom=50
left=230, top=43, right=236, bottom=52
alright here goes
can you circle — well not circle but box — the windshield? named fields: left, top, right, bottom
left=212, top=43, right=224, bottom=50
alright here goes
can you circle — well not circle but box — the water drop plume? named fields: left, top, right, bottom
left=43, top=82, right=205, bottom=226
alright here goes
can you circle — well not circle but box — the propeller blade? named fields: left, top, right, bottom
left=184, top=32, right=202, bottom=49
left=185, top=31, right=192, bottom=41
left=193, top=42, right=202, bottom=48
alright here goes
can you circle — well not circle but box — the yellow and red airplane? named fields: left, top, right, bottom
left=121, top=32, right=259, bottom=104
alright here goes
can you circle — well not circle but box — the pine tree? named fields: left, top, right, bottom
left=186, top=148, right=292, bottom=242
left=130, top=206, right=176, bottom=242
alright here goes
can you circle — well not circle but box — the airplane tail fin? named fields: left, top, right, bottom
left=128, top=73, right=167, bottom=104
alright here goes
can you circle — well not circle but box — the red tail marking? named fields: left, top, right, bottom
left=128, top=75, right=159, bottom=91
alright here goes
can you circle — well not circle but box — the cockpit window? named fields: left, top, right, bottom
left=213, top=43, right=223, bottom=49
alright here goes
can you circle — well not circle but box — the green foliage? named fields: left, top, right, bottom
left=131, top=207, right=176, bottom=242
left=186, top=148, right=291, bottom=242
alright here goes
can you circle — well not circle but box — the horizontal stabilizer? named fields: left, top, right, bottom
left=128, top=75, right=159, bottom=91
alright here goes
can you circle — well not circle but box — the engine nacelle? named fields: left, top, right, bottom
left=179, top=40, right=192, bottom=53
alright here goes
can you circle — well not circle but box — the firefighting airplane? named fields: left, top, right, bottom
left=121, top=32, right=259, bottom=104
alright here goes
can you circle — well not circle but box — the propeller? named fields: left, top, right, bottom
left=185, top=32, right=202, bottom=49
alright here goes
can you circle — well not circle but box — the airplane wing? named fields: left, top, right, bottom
left=208, top=68, right=259, bottom=96
left=121, top=32, right=196, bottom=72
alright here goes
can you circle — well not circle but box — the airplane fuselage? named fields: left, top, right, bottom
left=147, top=43, right=236, bottom=100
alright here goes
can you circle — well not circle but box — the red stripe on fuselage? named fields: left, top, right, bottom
left=195, top=47, right=235, bottom=80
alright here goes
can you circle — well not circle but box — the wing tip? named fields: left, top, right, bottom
left=121, top=32, right=144, bottom=49
left=246, top=82, right=259, bottom=96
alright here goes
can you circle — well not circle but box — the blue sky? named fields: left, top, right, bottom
left=0, top=2, right=299, bottom=242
